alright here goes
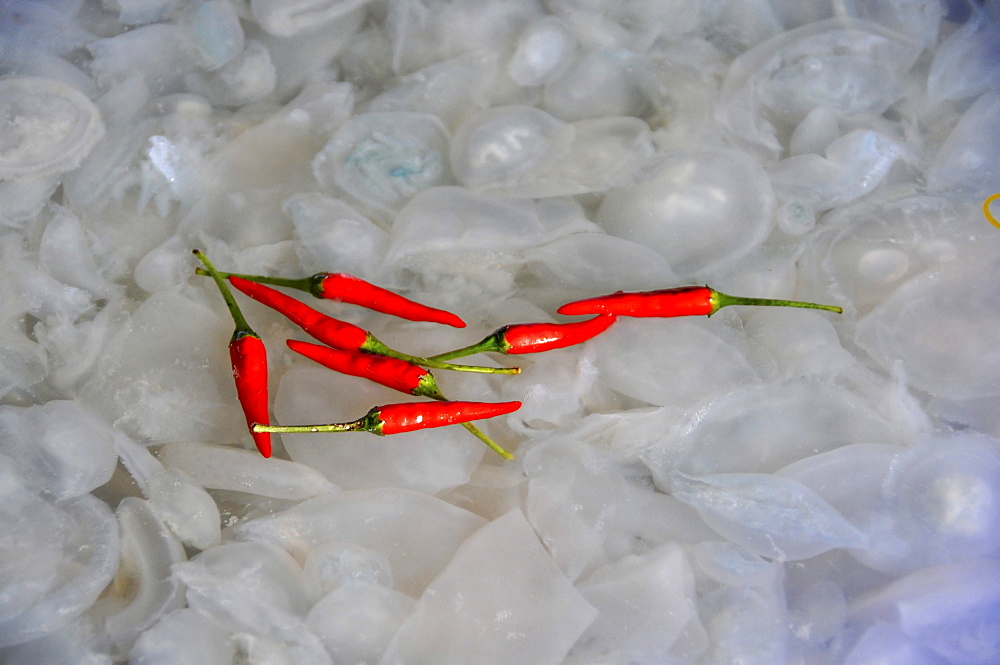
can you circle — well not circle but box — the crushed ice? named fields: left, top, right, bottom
left=1, top=1, right=999, bottom=664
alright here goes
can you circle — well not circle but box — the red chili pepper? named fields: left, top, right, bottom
left=196, top=268, right=465, bottom=327
left=287, top=339, right=443, bottom=398
left=228, top=277, right=518, bottom=376
left=429, top=315, right=617, bottom=361
left=253, top=400, right=522, bottom=436
left=193, top=250, right=271, bottom=458
left=287, top=339, right=515, bottom=459
left=556, top=286, right=843, bottom=318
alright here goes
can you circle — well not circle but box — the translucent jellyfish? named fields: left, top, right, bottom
left=928, top=9, right=1000, bottom=100
left=926, top=86, right=1000, bottom=198
left=251, top=0, right=371, bottom=38
left=0, top=487, right=119, bottom=648
left=798, top=194, right=991, bottom=319
left=717, top=18, right=922, bottom=158
left=313, top=111, right=452, bottom=219
left=103, top=498, right=186, bottom=654
left=656, top=379, right=903, bottom=478
left=180, top=0, right=244, bottom=71
left=0, top=400, right=117, bottom=501
left=507, top=16, right=576, bottom=86
left=450, top=105, right=575, bottom=191
left=0, top=77, right=105, bottom=179
left=669, top=471, right=868, bottom=561
left=769, top=129, right=901, bottom=211
left=855, top=260, right=1000, bottom=400
left=597, top=148, right=774, bottom=276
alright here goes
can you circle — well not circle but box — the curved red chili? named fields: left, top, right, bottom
left=196, top=268, right=466, bottom=327
left=253, top=400, right=523, bottom=436
left=429, top=315, right=617, bottom=361
left=193, top=251, right=271, bottom=458
left=228, top=277, right=518, bottom=376
left=556, top=286, right=843, bottom=317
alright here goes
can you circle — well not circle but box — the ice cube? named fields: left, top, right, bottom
left=231, top=488, right=486, bottom=597
left=285, top=193, right=390, bottom=282
left=302, top=542, right=394, bottom=600
left=128, top=609, right=236, bottom=665
left=174, top=541, right=311, bottom=632
left=380, top=509, right=597, bottom=665
left=699, top=586, right=789, bottom=665
left=669, top=471, right=869, bottom=561
left=572, top=543, right=705, bottom=663
left=592, top=317, right=759, bottom=409
left=157, top=442, right=337, bottom=500
left=306, top=582, right=415, bottom=664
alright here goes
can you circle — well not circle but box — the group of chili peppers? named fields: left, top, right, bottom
left=194, top=250, right=841, bottom=461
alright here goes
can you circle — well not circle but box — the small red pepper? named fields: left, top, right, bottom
left=193, top=250, right=271, bottom=458
left=287, top=339, right=444, bottom=398
left=253, top=400, right=522, bottom=436
left=287, top=339, right=515, bottom=459
left=429, top=315, right=617, bottom=361
left=228, top=277, right=518, bottom=376
left=556, top=286, right=843, bottom=318
left=196, top=268, right=465, bottom=328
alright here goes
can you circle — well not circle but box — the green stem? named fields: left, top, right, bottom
left=713, top=290, right=843, bottom=315
left=193, top=250, right=254, bottom=333
left=426, top=336, right=501, bottom=362
left=364, top=338, right=518, bottom=375
left=253, top=409, right=378, bottom=434
left=194, top=267, right=319, bottom=296
left=425, top=387, right=514, bottom=459
left=460, top=422, right=514, bottom=460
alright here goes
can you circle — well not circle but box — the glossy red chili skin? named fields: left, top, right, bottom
left=230, top=276, right=370, bottom=350
left=287, top=339, right=432, bottom=396
left=557, top=287, right=715, bottom=318
left=500, top=315, right=617, bottom=354
left=316, top=273, right=466, bottom=328
left=374, top=400, right=522, bottom=435
left=230, top=331, right=271, bottom=457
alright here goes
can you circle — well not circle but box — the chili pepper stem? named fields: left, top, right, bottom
left=253, top=409, right=378, bottom=434
left=195, top=267, right=320, bottom=296
left=362, top=338, right=519, bottom=375
left=192, top=250, right=254, bottom=334
left=427, top=333, right=505, bottom=362
left=459, top=422, right=514, bottom=460
left=711, top=290, right=843, bottom=315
